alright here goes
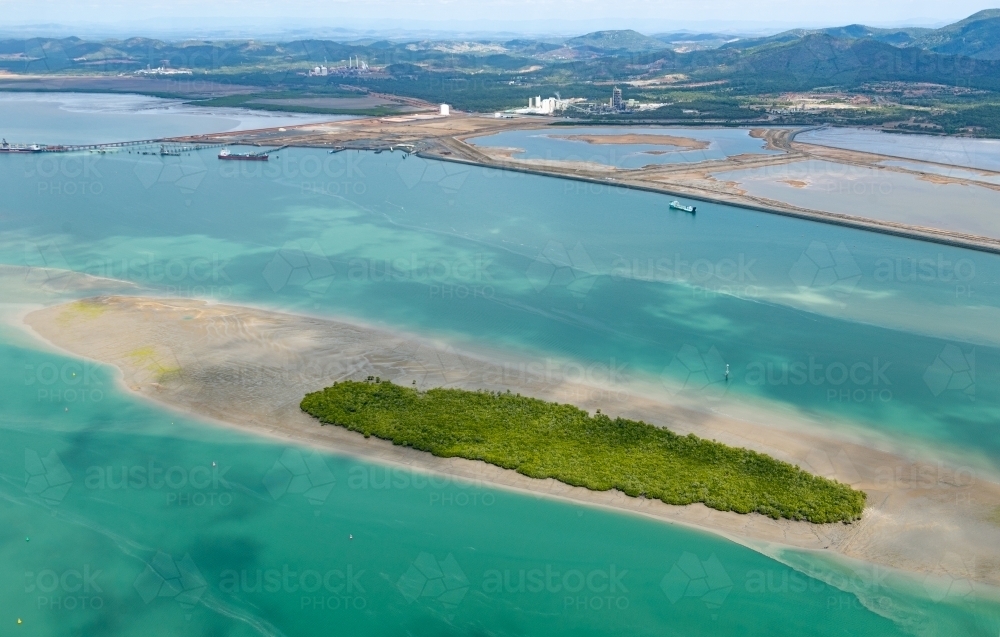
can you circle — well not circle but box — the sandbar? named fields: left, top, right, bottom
left=21, top=294, right=1000, bottom=591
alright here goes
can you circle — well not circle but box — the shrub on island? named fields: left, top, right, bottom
left=301, top=379, right=866, bottom=524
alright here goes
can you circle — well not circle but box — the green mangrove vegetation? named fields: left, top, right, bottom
left=301, top=380, right=866, bottom=524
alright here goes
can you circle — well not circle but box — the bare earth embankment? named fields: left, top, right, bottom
left=178, top=115, right=1000, bottom=252
left=22, top=295, right=1000, bottom=591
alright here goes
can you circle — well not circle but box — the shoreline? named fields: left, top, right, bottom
left=417, top=149, right=1000, bottom=255
left=5, top=86, right=999, bottom=252
left=20, top=293, right=1000, bottom=589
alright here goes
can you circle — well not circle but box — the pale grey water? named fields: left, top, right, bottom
left=797, top=128, right=1000, bottom=172
left=717, top=159, right=1000, bottom=239
left=467, top=126, right=782, bottom=168
left=879, top=159, right=1000, bottom=186
left=0, top=92, right=348, bottom=145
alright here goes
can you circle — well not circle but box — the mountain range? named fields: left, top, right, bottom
left=722, top=9, right=1000, bottom=59
left=2, top=10, right=1000, bottom=99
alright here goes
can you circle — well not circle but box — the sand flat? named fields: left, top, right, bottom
left=552, top=133, right=709, bottom=149
left=22, top=295, right=1000, bottom=587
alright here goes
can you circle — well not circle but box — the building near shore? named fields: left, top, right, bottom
left=611, top=87, right=623, bottom=111
left=516, top=96, right=568, bottom=115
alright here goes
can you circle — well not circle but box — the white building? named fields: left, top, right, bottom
left=520, top=96, right=564, bottom=115
left=440, top=104, right=451, bottom=116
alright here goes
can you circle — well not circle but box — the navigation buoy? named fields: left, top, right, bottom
left=25, top=537, right=29, bottom=542
left=17, top=618, right=22, bottom=624
left=725, top=364, right=730, bottom=380
left=349, top=534, right=354, bottom=540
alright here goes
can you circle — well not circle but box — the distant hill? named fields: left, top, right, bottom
left=564, top=29, right=668, bottom=52
left=913, top=9, right=1000, bottom=59
left=721, top=9, right=1000, bottom=59
left=721, top=26, right=930, bottom=52
left=651, top=31, right=743, bottom=51
left=712, top=33, right=1000, bottom=91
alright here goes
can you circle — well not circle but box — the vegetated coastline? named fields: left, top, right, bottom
left=25, top=294, right=1000, bottom=584
left=301, top=379, right=866, bottom=524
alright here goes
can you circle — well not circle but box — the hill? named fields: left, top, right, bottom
left=713, top=33, right=1000, bottom=91
left=914, top=9, right=1000, bottom=59
left=721, top=9, right=1000, bottom=59
left=565, top=29, right=669, bottom=52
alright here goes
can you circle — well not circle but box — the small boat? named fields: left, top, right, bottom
left=159, top=144, right=180, bottom=157
left=669, top=200, right=696, bottom=213
left=218, top=148, right=268, bottom=161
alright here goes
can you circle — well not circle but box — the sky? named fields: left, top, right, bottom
left=0, top=0, right=996, bottom=37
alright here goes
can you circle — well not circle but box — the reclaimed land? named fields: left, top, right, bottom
left=301, top=379, right=866, bottom=524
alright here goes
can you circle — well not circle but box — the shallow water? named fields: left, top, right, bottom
left=3, top=332, right=993, bottom=637
left=879, top=160, right=1000, bottom=186
left=5, top=147, right=1000, bottom=458
left=0, top=92, right=348, bottom=146
left=2, top=97, right=1000, bottom=635
left=797, top=128, right=1000, bottom=172
left=717, top=159, right=1000, bottom=239
left=467, top=126, right=782, bottom=168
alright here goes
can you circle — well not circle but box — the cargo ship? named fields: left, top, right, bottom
left=218, top=148, right=268, bottom=161
left=0, top=139, right=42, bottom=153
left=669, top=200, right=696, bottom=213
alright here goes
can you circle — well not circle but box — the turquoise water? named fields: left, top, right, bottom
left=2, top=146, right=997, bottom=465
left=797, top=127, right=1000, bottom=172
left=467, top=126, right=781, bottom=168
left=3, top=98, right=1000, bottom=634
left=2, top=340, right=991, bottom=636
